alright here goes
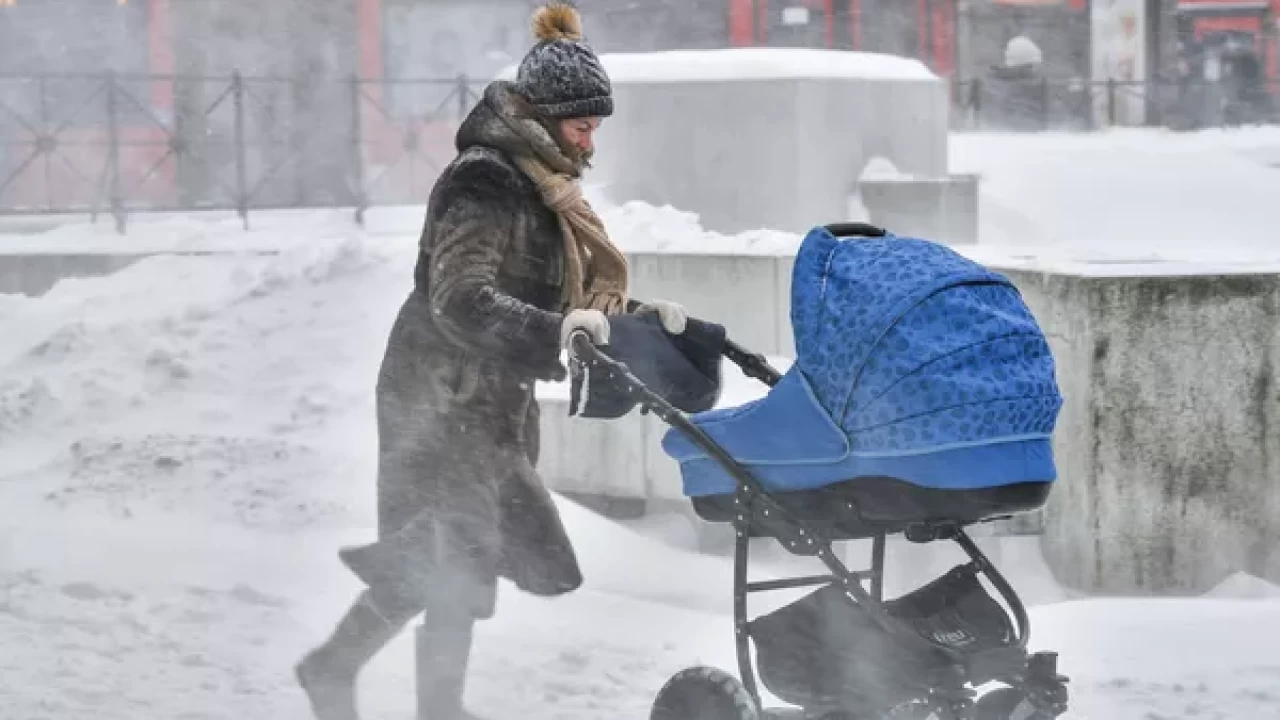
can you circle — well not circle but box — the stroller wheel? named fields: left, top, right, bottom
left=650, top=666, right=760, bottom=720
left=971, top=688, right=1027, bottom=720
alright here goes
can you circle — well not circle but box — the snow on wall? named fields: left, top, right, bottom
left=598, top=48, right=938, bottom=83
left=496, top=47, right=938, bottom=84
left=593, top=196, right=801, bottom=256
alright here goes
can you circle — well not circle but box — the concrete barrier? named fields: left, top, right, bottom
left=0, top=254, right=149, bottom=297
left=859, top=175, right=980, bottom=246
left=1000, top=264, right=1280, bottom=596
left=624, top=250, right=795, bottom=358
left=0, top=249, right=285, bottom=297
left=587, top=48, right=954, bottom=236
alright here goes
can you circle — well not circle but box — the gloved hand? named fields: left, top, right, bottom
left=635, top=299, right=688, bottom=335
left=560, top=309, right=610, bottom=350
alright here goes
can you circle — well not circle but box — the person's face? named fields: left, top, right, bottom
left=557, top=116, right=603, bottom=159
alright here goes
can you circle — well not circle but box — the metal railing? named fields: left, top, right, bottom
left=950, top=76, right=1280, bottom=132
left=0, top=71, right=485, bottom=231
left=350, top=76, right=480, bottom=224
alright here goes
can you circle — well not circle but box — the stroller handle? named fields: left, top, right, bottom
left=568, top=330, right=783, bottom=388
left=567, top=329, right=600, bottom=362
left=824, top=221, right=887, bottom=239
left=722, top=338, right=783, bottom=387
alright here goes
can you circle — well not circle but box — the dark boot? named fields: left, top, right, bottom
left=415, top=597, right=485, bottom=720
left=296, top=590, right=413, bottom=720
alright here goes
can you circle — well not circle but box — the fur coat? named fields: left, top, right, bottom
left=338, top=81, right=626, bottom=620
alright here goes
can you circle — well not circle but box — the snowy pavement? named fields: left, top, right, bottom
left=0, top=505, right=736, bottom=720
left=2, top=128, right=1280, bottom=719
left=5, top=507, right=1275, bottom=720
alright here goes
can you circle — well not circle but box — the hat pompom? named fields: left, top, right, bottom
left=532, top=2, right=583, bottom=43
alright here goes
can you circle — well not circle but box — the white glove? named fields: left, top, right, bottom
left=560, top=309, right=610, bottom=350
left=636, top=299, right=688, bottom=335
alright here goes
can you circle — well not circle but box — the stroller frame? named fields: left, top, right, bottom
left=567, top=323, right=1071, bottom=720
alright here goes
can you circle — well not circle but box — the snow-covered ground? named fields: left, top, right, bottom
left=2, top=128, right=1280, bottom=720
left=950, top=126, right=1280, bottom=270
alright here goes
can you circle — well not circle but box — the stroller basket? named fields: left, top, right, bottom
left=565, top=222, right=1070, bottom=720
left=751, top=564, right=1021, bottom=715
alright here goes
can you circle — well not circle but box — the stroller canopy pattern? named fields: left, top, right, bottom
left=663, top=226, right=1063, bottom=498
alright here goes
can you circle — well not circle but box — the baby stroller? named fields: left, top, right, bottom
left=567, top=223, right=1070, bottom=720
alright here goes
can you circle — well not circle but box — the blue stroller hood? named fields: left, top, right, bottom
left=662, top=226, right=1064, bottom=497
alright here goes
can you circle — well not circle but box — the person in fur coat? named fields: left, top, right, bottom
left=293, top=4, right=687, bottom=719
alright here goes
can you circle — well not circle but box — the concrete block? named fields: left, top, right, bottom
left=536, top=397, right=650, bottom=499
left=1001, top=267, right=1280, bottom=595
left=590, top=49, right=950, bottom=236
left=859, top=174, right=979, bottom=246
left=626, top=252, right=795, bottom=358
left=641, top=412, right=685, bottom=502
left=0, top=254, right=148, bottom=297
left=0, top=249, right=282, bottom=297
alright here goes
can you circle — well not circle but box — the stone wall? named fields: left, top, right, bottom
left=1007, top=268, right=1280, bottom=596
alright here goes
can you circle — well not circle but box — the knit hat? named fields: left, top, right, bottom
left=515, top=3, right=614, bottom=120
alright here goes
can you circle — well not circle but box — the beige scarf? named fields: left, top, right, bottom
left=512, top=154, right=630, bottom=316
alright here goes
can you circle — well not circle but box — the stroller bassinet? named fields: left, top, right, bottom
left=566, top=223, right=1070, bottom=720
left=661, top=221, right=1061, bottom=543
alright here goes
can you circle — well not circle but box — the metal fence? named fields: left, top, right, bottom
left=0, top=71, right=484, bottom=231
left=2, top=71, right=1278, bottom=231
left=950, top=77, right=1280, bottom=132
